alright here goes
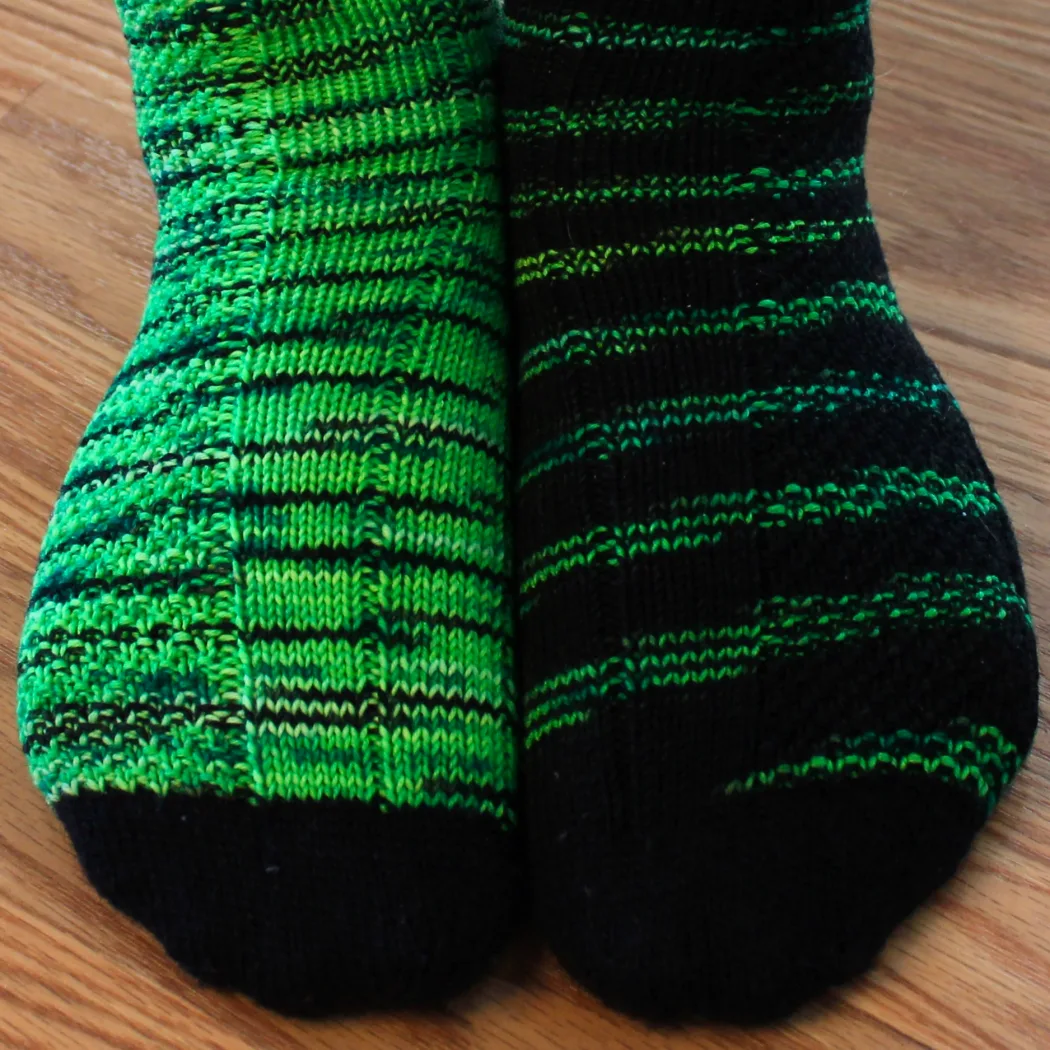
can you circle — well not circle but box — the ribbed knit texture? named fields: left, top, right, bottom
left=501, top=0, right=1039, bottom=1022
left=17, top=0, right=519, bottom=1013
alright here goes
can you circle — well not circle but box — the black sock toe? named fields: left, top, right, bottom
left=57, top=792, right=522, bottom=1015
left=536, top=776, right=984, bottom=1024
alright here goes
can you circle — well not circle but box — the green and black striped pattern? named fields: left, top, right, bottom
left=501, top=0, right=1039, bottom=1020
left=503, top=0, right=1037, bottom=818
left=18, top=0, right=516, bottom=823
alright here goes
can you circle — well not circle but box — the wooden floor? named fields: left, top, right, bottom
left=0, top=1, right=1048, bottom=1046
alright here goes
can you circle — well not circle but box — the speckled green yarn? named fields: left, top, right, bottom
left=17, top=0, right=516, bottom=823
left=720, top=721, right=1023, bottom=816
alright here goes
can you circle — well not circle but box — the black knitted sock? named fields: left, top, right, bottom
left=501, top=0, right=1039, bottom=1023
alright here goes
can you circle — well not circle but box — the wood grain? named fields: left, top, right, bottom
left=0, top=0, right=1047, bottom=1046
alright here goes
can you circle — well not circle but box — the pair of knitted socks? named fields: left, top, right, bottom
left=18, top=0, right=1038, bottom=1023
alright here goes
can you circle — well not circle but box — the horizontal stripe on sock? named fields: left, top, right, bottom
left=519, top=375, right=947, bottom=489
left=521, top=467, right=1000, bottom=596
left=519, top=281, right=901, bottom=382
left=514, top=216, right=875, bottom=285
left=503, top=78, right=875, bottom=139
left=505, top=1, right=868, bottom=52
left=510, top=157, right=864, bottom=217
left=721, top=720, right=1020, bottom=813
left=523, top=573, right=1029, bottom=744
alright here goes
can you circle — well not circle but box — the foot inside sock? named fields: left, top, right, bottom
left=18, top=0, right=518, bottom=1013
left=502, top=0, right=1038, bottom=1022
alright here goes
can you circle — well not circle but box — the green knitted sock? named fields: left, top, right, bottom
left=17, top=0, right=518, bottom=1014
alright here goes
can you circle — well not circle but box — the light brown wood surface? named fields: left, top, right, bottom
left=0, top=1, right=1048, bottom=1047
